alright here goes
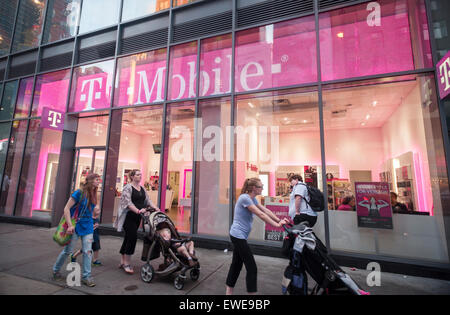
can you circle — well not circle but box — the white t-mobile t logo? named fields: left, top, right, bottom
left=48, top=110, right=62, bottom=128
left=80, top=78, right=103, bottom=111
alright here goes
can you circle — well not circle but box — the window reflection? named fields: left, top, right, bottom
left=122, top=0, right=170, bottom=22
left=78, top=0, right=120, bottom=34
left=43, top=0, right=81, bottom=44
left=12, top=0, right=47, bottom=53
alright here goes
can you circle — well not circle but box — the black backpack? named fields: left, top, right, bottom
left=298, top=183, right=325, bottom=212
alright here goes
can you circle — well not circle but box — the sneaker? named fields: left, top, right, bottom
left=92, top=260, right=103, bottom=266
left=188, top=259, right=196, bottom=267
left=70, top=254, right=76, bottom=263
left=82, top=277, right=96, bottom=287
left=52, top=271, right=63, bottom=281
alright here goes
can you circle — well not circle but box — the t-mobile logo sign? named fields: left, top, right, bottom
left=80, top=78, right=103, bottom=111
left=437, top=51, right=450, bottom=100
left=41, top=107, right=64, bottom=131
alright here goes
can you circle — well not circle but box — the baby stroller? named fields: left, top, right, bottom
left=140, top=207, right=200, bottom=290
left=282, top=222, right=369, bottom=295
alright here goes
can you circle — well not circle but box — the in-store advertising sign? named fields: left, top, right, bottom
left=41, top=107, right=64, bottom=131
left=355, top=182, right=393, bottom=229
left=437, top=50, right=450, bottom=100
left=265, top=204, right=290, bottom=241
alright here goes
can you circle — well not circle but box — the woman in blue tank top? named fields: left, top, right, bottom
left=226, top=178, right=289, bottom=295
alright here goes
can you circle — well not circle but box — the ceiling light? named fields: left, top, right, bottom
left=365, top=114, right=370, bottom=120
left=337, top=32, right=344, bottom=38
left=248, top=102, right=254, bottom=108
left=372, top=101, right=377, bottom=106
left=303, top=120, right=308, bottom=123
left=284, top=117, right=288, bottom=121
left=256, top=113, right=260, bottom=117
left=361, top=122, right=366, bottom=126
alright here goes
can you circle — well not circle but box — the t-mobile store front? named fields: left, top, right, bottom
left=1, top=0, right=449, bottom=271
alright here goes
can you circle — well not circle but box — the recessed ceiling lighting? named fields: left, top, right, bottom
left=372, top=101, right=377, bottom=106
left=284, top=117, right=288, bottom=121
left=361, top=122, right=366, bottom=126
left=365, top=114, right=370, bottom=120
left=248, top=102, right=254, bottom=108
left=337, top=32, right=344, bottom=38
left=303, top=120, right=308, bottom=123
left=256, top=113, right=260, bottom=117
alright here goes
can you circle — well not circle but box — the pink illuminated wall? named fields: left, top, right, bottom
left=235, top=16, right=317, bottom=92
left=319, top=0, right=426, bottom=81
left=32, top=70, right=71, bottom=117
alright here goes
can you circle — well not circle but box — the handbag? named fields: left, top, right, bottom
left=52, top=202, right=88, bottom=246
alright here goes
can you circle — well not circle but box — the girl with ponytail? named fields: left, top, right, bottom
left=226, top=177, right=289, bottom=295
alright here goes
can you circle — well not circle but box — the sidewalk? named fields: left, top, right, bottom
left=0, top=223, right=449, bottom=295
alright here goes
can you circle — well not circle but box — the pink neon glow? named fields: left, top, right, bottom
left=413, top=151, right=429, bottom=214
left=182, top=169, right=192, bottom=199
left=319, top=9, right=414, bottom=81
left=35, top=79, right=70, bottom=116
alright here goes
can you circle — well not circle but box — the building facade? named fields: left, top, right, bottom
left=0, top=0, right=449, bottom=275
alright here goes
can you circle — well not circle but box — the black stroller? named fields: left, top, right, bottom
left=282, top=222, right=369, bottom=295
left=140, top=208, right=200, bottom=290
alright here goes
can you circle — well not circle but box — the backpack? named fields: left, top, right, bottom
left=299, top=183, right=325, bottom=212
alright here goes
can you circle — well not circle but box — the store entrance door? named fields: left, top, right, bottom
left=71, top=146, right=106, bottom=206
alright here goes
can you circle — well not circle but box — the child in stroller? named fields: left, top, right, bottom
left=158, top=227, right=198, bottom=267
left=140, top=208, right=200, bottom=290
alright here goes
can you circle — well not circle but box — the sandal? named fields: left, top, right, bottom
left=123, top=265, right=134, bottom=274
left=118, top=263, right=124, bottom=269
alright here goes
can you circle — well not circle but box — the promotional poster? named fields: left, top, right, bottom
left=355, top=182, right=393, bottom=229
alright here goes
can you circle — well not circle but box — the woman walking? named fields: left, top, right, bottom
left=52, top=173, right=101, bottom=287
left=226, top=178, right=289, bottom=295
left=115, top=169, right=159, bottom=274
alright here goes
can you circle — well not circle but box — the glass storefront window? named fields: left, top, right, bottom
left=103, top=107, right=163, bottom=225
left=31, top=69, right=71, bottom=117
left=75, top=115, right=109, bottom=147
left=69, top=60, right=114, bottom=112
left=0, top=122, right=11, bottom=187
left=173, top=0, right=199, bottom=7
left=114, top=49, right=167, bottom=107
left=200, top=34, right=232, bottom=97
left=168, top=42, right=197, bottom=101
left=14, top=77, right=34, bottom=118
left=78, top=0, right=120, bottom=34
left=162, top=102, right=195, bottom=232
left=319, top=0, right=433, bottom=82
left=122, top=0, right=169, bottom=22
left=14, top=119, right=62, bottom=221
left=235, top=16, right=317, bottom=93
left=0, top=120, right=27, bottom=216
left=0, top=81, right=19, bottom=121
left=0, top=0, right=19, bottom=56
left=196, top=97, right=230, bottom=237
left=235, top=87, right=322, bottom=242
left=12, top=0, right=47, bottom=53
left=323, top=74, right=449, bottom=263
left=42, top=0, right=81, bottom=44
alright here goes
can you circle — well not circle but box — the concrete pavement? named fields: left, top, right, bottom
left=0, top=223, right=449, bottom=295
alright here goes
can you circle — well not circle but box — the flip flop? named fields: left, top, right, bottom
left=123, top=265, right=134, bottom=274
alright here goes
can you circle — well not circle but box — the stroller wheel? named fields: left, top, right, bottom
left=325, top=270, right=336, bottom=282
left=190, top=268, right=200, bottom=281
left=174, top=275, right=185, bottom=290
left=141, top=263, right=154, bottom=283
